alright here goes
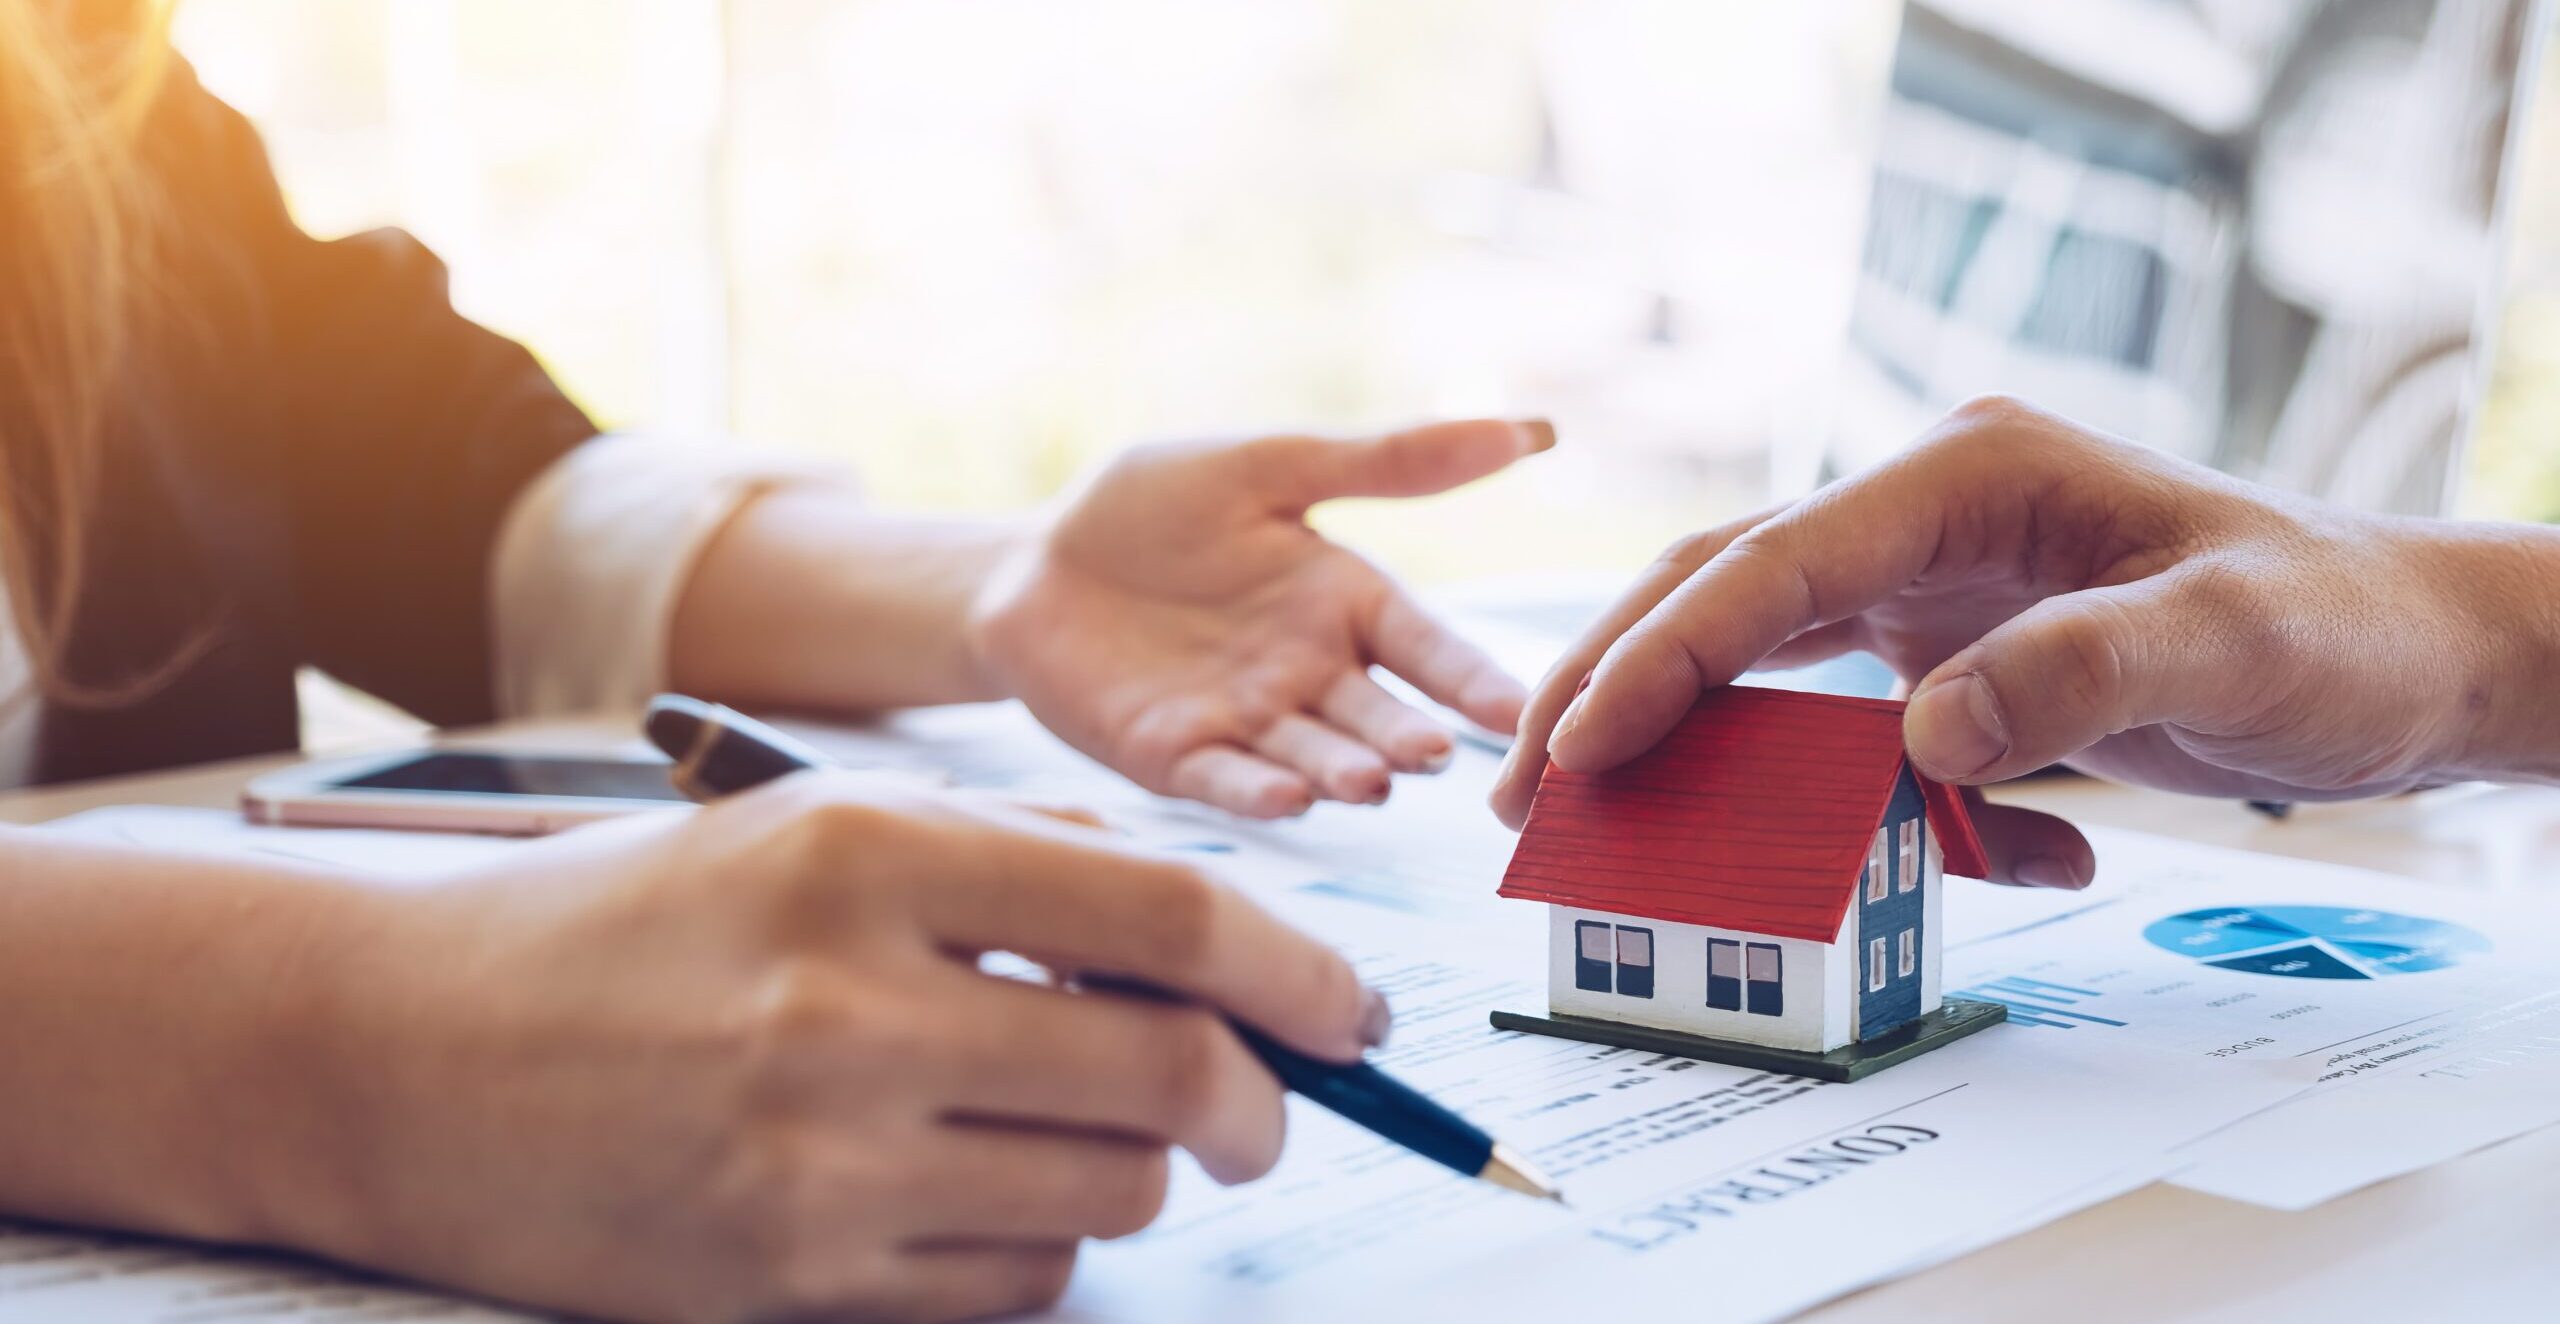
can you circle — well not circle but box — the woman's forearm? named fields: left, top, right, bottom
left=666, top=488, right=1023, bottom=713
left=0, top=831, right=377, bottom=1247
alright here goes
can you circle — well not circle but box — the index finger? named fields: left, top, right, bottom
left=1546, top=459, right=1952, bottom=776
left=907, top=802, right=1385, bottom=1063
left=1241, top=418, right=1552, bottom=512
left=1490, top=508, right=1775, bottom=828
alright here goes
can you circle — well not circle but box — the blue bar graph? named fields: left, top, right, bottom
left=1955, top=975, right=2127, bottom=1029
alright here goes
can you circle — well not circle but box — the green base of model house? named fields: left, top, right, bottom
left=1489, top=997, right=2009, bottom=1083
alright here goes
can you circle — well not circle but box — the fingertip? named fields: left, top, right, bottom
left=1358, top=987, right=1393, bottom=1050
left=1516, top=417, right=1557, bottom=455
left=1906, top=673, right=2009, bottom=783
left=1489, top=771, right=1535, bottom=830
left=1373, top=728, right=1450, bottom=776
left=1544, top=684, right=1653, bottom=773
left=1546, top=685, right=1591, bottom=749
left=1226, top=772, right=1313, bottom=820
left=1331, top=763, right=1391, bottom=805
left=2012, top=856, right=2089, bottom=890
left=1488, top=744, right=1534, bottom=828
left=1262, top=782, right=1317, bottom=818
left=1200, top=1049, right=1292, bottom=1186
left=1963, top=799, right=2095, bottom=888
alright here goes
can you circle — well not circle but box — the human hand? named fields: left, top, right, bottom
left=971, top=420, right=1549, bottom=817
left=1492, top=395, right=2542, bottom=887
left=269, top=775, right=1383, bottom=1323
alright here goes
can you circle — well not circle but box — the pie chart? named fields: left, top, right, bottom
left=2141, top=905, right=2490, bottom=979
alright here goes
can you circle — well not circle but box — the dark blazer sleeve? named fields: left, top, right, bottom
left=151, top=62, right=603, bottom=726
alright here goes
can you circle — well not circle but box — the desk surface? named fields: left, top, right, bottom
left=11, top=722, right=2556, bottom=1321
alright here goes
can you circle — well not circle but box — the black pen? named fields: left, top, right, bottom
left=642, top=692, right=1565, bottom=1204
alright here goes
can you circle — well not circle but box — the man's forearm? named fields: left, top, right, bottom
left=667, top=487, right=1024, bottom=713
left=2416, top=518, right=2560, bottom=784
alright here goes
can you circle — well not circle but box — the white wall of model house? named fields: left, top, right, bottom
left=1543, top=905, right=1854, bottom=1052
left=1542, top=825, right=1949, bottom=1054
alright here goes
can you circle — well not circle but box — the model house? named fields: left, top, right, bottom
left=1491, top=686, right=2007, bottom=1079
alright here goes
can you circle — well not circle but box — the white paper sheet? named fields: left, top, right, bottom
left=23, top=705, right=2560, bottom=1321
left=0, top=1221, right=534, bottom=1322
left=1923, top=824, right=2560, bottom=1209
left=1056, top=882, right=2312, bottom=1324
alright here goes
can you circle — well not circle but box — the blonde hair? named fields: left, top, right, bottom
left=0, top=0, right=175, bottom=705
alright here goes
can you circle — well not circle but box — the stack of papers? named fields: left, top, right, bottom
left=13, top=700, right=2560, bottom=1323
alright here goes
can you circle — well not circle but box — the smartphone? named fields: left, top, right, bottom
left=244, top=749, right=692, bottom=835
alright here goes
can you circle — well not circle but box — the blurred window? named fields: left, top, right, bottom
left=174, top=0, right=2560, bottom=593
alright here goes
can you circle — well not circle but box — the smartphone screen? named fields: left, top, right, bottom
left=331, top=752, right=690, bottom=802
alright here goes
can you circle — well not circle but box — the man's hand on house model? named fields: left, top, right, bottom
left=1492, top=394, right=2560, bottom=890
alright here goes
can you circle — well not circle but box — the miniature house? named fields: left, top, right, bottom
left=1492, top=686, right=2005, bottom=1078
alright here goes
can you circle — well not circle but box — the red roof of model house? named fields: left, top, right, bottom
left=1497, top=686, right=1991, bottom=944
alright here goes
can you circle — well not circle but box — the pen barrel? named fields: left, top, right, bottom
left=688, top=726, right=818, bottom=793
left=647, top=695, right=825, bottom=798
left=1231, top=1023, right=1494, bottom=1179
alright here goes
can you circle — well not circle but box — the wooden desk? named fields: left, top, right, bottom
left=10, top=724, right=2555, bottom=1320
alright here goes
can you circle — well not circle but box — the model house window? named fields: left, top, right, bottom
left=1898, top=818, right=1921, bottom=893
left=1745, top=942, right=1783, bottom=1016
left=1574, top=920, right=1613, bottom=993
left=1868, top=937, right=1887, bottom=991
left=1898, top=927, right=1916, bottom=978
left=1867, top=828, right=1889, bottom=903
left=1615, top=926, right=1656, bottom=999
left=1707, top=939, right=1743, bottom=1011
left=1574, top=921, right=1656, bottom=998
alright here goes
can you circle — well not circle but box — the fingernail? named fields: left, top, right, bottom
left=1906, top=673, right=2007, bottom=778
left=1419, top=741, right=1455, bottom=774
left=1516, top=418, right=1557, bottom=453
left=1551, top=691, right=1591, bottom=751
left=2013, top=855, right=2088, bottom=890
left=1359, top=988, right=1394, bottom=1050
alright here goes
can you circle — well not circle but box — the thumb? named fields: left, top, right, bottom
left=1906, top=579, right=2216, bottom=784
left=1247, top=418, right=1553, bottom=511
left=1958, top=787, right=2097, bottom=889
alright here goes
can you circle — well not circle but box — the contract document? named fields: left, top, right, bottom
left=1057, top=882, right=2307, bottom=1324
left=15, top=700, right=2560, bottom=1322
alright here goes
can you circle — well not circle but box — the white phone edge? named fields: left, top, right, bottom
left=242, top=748, right=684, bottom=837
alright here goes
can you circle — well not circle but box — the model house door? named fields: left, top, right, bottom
left=1856, top=812, right=1925, bottom=1038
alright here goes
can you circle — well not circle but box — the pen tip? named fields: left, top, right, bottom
left=1481, top=1143, right=1568, bottom=1205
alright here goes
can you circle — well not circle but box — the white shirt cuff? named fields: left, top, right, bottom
left=490, top=434, right=843, bottom=718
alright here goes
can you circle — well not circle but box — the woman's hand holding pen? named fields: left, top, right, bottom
left=256, top=772, right=1385, bottom=1324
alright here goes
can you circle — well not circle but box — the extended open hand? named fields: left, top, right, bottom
left=973, top=420, right=1549, bottom=818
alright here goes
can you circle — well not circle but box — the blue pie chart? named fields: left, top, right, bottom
left=2141, top=905, right=2489, bottom=979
